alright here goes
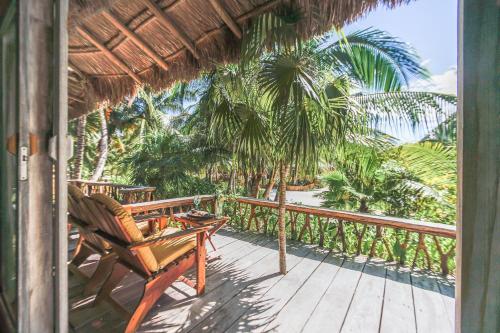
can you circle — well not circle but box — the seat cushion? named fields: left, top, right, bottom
left=149, top=228, right=197, bottom=269
left=91, top=193, right=159, bottom=272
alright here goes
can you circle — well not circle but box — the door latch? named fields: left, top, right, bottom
left=19, top=146, right=28, bottom=181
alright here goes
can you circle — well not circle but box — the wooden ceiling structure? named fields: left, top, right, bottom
left=67, top=0, right=408, bottom=119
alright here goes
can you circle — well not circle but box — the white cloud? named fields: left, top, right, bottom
left=410, top=67, right=457, bottom=95
left=420, top=58, right=432, bottom=67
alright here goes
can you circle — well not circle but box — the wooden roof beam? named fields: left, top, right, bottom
left=102, top=10, right=169, bottom=72
left=209, top=0, right=242, bottom=39
left=76, top=26, right=142, bottom=84
left=68, top=60, right=86, bottom=77
left=141, top=0, right=200, bottom=59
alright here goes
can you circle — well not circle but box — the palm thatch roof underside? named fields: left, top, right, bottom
left=68, top=0, right=409, bottom=119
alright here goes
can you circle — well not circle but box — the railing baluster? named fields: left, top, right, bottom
left=318, top=217, right=325, bottom=247
left=226, top=197, right=456, bottom=275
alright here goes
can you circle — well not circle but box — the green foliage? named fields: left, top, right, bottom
left=120, top=129, right=224, bottom=197
left=321, top=138, right=456, bottom=224
left=68, top=7, right=457, bottom=232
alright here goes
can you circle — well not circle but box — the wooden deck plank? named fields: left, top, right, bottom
left=68, top=229, right=456, bottom=333
left=223, top=247, right=330, bottom=333
left=411, top=270, right=454, bottom=333
left=205, top=233, right=274, bottom=278
left=260, top=252, right=344, bottom=333
left=107, top=234, right=271, bottom=318
left=186, top=242, right=311, bottom=333
left=137, top=237, right=281, bottom=332
left=340, top=258, right=387, bottom=333
left=301, top=255, right=368, bottom=333
left=209, top=228, right=255, bottom=249
left=437, top=276, right=456, bottom=330
left=71, top=230, right=270, bottom=332
left=379, top=265, right=416, bottom=333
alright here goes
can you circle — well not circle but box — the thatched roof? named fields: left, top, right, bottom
left=68, top=0, right=409, bottom=119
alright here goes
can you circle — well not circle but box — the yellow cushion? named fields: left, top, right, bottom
left=149, top=228, right=197, bottom=269
left=68, top=186, right=113, bottom=251
left=68, top=184, right=86, bottom=221
left=91, top=193, right=159, bottom=272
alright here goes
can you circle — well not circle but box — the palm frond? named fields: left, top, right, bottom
left=241, top=5, right=303, bottom=64
left=397, top=141, right=456, bottom=188
left=319, top=28, right=429, bottom=91
left=351, top=91, right=457, bottom=133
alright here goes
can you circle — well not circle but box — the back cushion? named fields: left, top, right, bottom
left=68, top=184, right=111, bottom=250
left=68, top=184, right=86, bottom=220
left=91, top=193, right=159, bottom=272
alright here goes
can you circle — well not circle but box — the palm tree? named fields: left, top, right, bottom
left=199, top=7, right=441, bottom=272
left=234, top=5, right=447, bottom=272
left=72, top=115, right=87, bottom=179
left=90, top=108, right=109, bottom=181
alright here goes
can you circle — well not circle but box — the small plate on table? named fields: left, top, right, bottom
left=187, top=209, right=214, bottom=220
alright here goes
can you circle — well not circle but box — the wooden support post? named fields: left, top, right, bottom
left=102, top=10, right=169, bottom=71
left=277, top=163, right=289, bottom=274
left=457, top=1, right=500, bottom=332
left=76, top=26, right=142, bottom=84
left=142, top=0, right=200, bottom=59
left=53, top=1, right=69, bottom=332
left=196, top=232, right=207, bottom=295
left=209, top=0, right=242, bottom=38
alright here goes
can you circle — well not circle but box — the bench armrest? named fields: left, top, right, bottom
left=129, top=226, right=211, bottom=250
left=122, top=195, right=215, bottom=214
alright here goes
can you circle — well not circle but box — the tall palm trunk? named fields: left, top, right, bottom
left=291, top=164, right=298, bottom=185
left=277, top=162, right=289, bottom=274
left=263, top=167, right=276, bottom=200
left=90, top=109, right=108, bottom=181
left=359, top=198, right=369, bottom=213
left=243, top=170, right=251, bottom=195
left=72, top=115, right=87, bottom=179
left=251, top=171, right=263, bottom=198
left=227, top=167, right=236, bottom=193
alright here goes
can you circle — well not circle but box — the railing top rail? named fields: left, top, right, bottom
left=236, top=197, right=456, bottom=239
left=119, top=187, right=156, bottom=193
left=69, top=179, right=156, bottom=191
left=123, top=195, right=215, bottom=214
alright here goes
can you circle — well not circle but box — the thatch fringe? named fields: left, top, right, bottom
left=68, top=0, right=411, bottom=119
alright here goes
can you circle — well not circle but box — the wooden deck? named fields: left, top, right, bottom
left=68, top=229, right=455, bottom=333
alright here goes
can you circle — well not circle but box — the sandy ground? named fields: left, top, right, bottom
left=269, top=187, right=327, bottom=207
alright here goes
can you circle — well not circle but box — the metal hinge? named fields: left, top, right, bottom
left=19, top=146, right=28, bottom=181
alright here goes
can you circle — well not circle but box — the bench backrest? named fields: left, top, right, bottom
left=81, top=193, right=161, bottom=275
left=68, top=184, right=110, bottom=253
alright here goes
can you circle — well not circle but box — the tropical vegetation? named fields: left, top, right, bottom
left=68, top=8, right=457, bottom=272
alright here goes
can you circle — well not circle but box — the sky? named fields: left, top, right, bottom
left=344, top=0, right=458, bottom=141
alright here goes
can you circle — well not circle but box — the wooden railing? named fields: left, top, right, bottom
left=69, top=180, right=156, bottom=204
left=225, top=197, right=456, bottom=275
left=123, top=195, right=215, bottom=228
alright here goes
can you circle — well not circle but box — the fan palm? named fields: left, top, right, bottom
left=72, top=115, right=87, bottom=179
left=199, top=4, right=445, bottom=273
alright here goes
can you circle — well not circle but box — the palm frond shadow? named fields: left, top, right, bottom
left=139, top=237, right=306, bottom=332
left=68, top=230, right=454, bottom=332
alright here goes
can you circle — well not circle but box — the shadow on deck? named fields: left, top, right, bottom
left=69, top=228, right=455, bottom=333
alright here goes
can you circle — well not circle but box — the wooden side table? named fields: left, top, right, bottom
left=174, top=213, right=229, bottom=251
